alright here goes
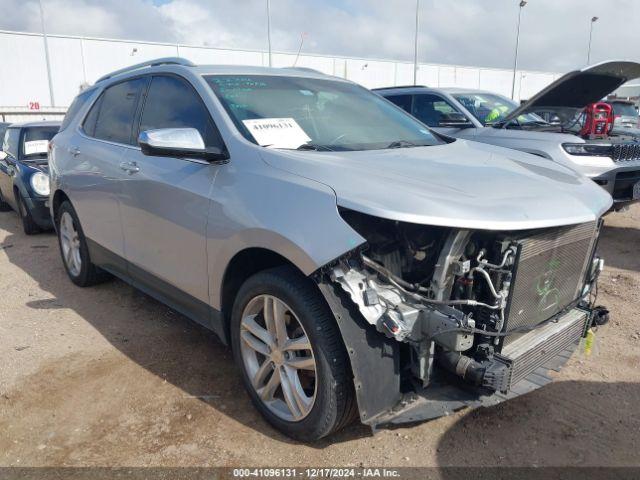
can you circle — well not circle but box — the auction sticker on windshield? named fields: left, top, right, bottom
left=23, top=140, right=49, bottom=156
left=242, top=118, right=311, bottom=149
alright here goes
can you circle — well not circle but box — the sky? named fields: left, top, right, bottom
left=0, top=0, right=638, bottom=74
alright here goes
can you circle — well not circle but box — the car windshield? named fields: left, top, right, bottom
left=22, top=126, right=58, bottom=160
left=453, top=93, right=545, bottom=126
left=205, top=75, right=443, bottom=151
left=611, top=103, right=638, bottom=117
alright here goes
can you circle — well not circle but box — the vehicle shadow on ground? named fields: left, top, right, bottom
left=0, top=213, right=372, bottom=447
left=598, top=224, right=640, bottom=272
left=436, top=380, right=640, bottom=467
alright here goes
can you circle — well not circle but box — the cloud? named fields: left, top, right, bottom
left=1, top=0, right=638, bottom=73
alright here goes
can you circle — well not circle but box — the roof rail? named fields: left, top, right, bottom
left=372, top=85, right=428, bottom=91
left=96, top=57, right=195, bottom=83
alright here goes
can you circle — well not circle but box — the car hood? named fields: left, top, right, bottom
left=259, top=139, right=612, bottom=230
left=502, top=60, right=640, bottom=126
left=476, top=126, right=582, bottom=143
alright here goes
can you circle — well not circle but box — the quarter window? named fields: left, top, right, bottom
left=139, top=75, right=223, bottom=149
left=84, top=78, right=147, bottom=145
left=60, top=89, right=94, bottom=132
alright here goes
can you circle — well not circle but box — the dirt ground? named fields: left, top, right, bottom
left=0, top=205, right=639, bottom=468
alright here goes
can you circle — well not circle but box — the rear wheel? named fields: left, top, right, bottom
left=16, top=192, right=40, bottom=235
left=56, top=200, right=110, bottom=287
left=231, top=266, right=357, bottom=441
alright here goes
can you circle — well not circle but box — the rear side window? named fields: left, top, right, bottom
left=412, top=94, right=460, bottom=127
left=84, top=78, right=147, bottom=145
left=60, top=89, right=94, bottom=131
left=385, top=94, right=412, bottom=112
left=2, top=128, right=20, bottom=158
left=139, top=75, right=224, bottom=149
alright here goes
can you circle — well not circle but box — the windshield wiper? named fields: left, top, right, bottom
left=386, top=140, right=421, bottom=149
left=295, top=143, right=335, bottom=151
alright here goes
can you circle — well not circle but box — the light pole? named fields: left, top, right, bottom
left=38, top=0, right=55, bottom=107
left=266, top=0, right=272, bottom=67
left=587, top=16, right=599, bottom=65
left=413, top=0, right=420, bottom=85
left=292, top=32, right=308, bottom=67
left=510, top=0, right=527, bottom=100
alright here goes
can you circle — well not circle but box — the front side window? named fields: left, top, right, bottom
left=453, top=93, right=544, bottom=126
left=3, top=128, right=21, bottom=158
left=205, top=75, right=442, bottom=151
left=412, top=94, right=462, bottom=127
left=21, top=126, right=59, bottom=160
left=139, top=75, right=224, bottom=148
left=84, top=78, right=147, bottom=145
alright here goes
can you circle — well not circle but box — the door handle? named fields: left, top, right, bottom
left=119, top=161, right=140, bottom=174
left=70, top=146, right=81, bottom=157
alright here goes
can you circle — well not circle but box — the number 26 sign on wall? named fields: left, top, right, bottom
left=28, top=101, right=41, bottom=110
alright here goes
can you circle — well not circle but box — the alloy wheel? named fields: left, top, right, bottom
left=239, top=294, right=317, bottom=422
left=59, top=211, right=82, bottom=277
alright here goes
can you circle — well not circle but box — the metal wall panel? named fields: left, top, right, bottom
left=0, top=30, right=560, bottom=109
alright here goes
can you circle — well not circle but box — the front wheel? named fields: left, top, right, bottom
left=231, top=266, right=357, bottom=441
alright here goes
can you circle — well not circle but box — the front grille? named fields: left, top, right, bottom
left=495, top=308, right=589, bottom=389
left=611, top=143, right=640, bottom=163
left=503, top=222, right=597, bottom=342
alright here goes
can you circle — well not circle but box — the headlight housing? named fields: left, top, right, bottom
left=30, top=171, right=50, bottom=196
left=562, top=143, right=612, bottom=156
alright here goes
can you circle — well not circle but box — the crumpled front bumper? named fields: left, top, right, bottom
left=370, top=341, right=577, bottom=428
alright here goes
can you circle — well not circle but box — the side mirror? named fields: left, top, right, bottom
left=0, top=151, right=6, bottom=161
left=438, top=112, right=474, bottom=129
left=138, top=128, right=229, bottom=164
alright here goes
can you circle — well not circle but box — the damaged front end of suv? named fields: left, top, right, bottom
left=316, top=207, right=607, bottom=428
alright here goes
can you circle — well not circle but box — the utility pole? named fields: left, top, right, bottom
left=511, top=0, right=527, bottom=100
left=267, top=0, right=273, bottom=67
left=38, top=0, right=55, bottom=107
left=413, top=0, right=420, bottom=85
left=587, top=16, right=599, bottom=65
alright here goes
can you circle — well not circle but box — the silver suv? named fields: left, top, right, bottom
left=376, top=61, right=640, bottom=209
left=50, top=58, right=611, bottom=441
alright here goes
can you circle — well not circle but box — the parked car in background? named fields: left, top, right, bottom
left=0, top=121, right=60, bottom=234
left=50, top=58, right=610, bottom=441
left=376, top=61, right=640, bottom=210
left=606, top=99, right=640, bottom=129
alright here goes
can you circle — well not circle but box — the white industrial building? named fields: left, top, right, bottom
left=0, top=29, right=562, bottom=122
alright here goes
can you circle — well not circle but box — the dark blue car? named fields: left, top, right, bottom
left=0, top=121, right=61, bottom=234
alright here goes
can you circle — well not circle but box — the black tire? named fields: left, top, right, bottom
left=231, top=266, right=357, bottom=441
left=16, top=191, right=40, bottom=235
left=55, top=200, right=110, bottom=287
left=0, top=189, right=12, bottom=212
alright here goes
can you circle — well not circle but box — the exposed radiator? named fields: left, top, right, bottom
left=503, top=221, right=598, bottom=343
left=495, top=308, right=589, bottom=390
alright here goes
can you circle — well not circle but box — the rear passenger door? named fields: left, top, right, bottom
left=119, top=74, right=225, bottom=324
left=67, top=77, right=148, bottom=275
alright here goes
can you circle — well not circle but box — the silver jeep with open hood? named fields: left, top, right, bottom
left=50, top=58, right=611, bottom=441
left=377, top=61, right=640, bottom=209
